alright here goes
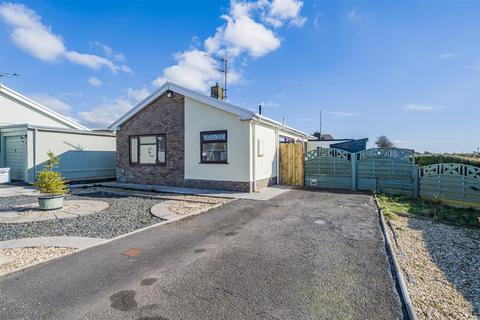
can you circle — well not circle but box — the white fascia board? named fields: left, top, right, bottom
left=0, top=84, right=90, bottom=131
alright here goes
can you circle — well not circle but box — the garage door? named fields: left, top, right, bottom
left=5, top=135, right=27, bottom=181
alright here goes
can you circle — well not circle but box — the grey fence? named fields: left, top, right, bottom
left=305, top=148, right=480, bottom=208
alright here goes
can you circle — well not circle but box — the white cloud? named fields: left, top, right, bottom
left=152, top=50, right=225, bottom=91
left=88, top=77, right=102, bottom=87
left=65, top=51, right=131, bottom=73
left=405, top=104, right=444, bottom=111
left=260, top=101, right=279, bottom=107
left=347, top=8, right=359, bottom=21
left=0, top=3, right=131, bottom=73
left=439, top=52, right=457, bottom=60
left=28, top=93, right=71, bottom=115
left=156, top=0, right=305, bottom=93
left=0, top=3, right=65, bottom=61
left=78, top=87, right=150, bottom=128
left=93, top=41, right=126, bottom=62
left=264, top=0, right=307, bottom=27
left=328, top=111, right=357, bottom=118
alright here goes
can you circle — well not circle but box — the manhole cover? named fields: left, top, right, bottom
left=122, top=248, right=142, bottom=257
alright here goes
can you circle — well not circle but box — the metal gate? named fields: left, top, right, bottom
left=4, top=135, right=27, bottom=181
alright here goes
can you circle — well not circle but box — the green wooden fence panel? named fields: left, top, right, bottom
left=419, top=163, right=480, bottom=208
left=356, top=148, right=417, bottom=197
left=304, top=148, right=352, bottom=189
left=304, top=148, right=480, bottom=208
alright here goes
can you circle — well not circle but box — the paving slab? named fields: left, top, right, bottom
left=0, top=200, right=109, bottom=224
left=0, top=236, right=107, bottom=249
left=89, top=182, right=292, bottom=201
left=150, top=201, right=183, bottom=220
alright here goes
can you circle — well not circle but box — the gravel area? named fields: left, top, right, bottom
left=0, top=191, right=163, bottom=240
left=386, top=216, right=479, bottom=319
left=0, top=247, right=76, bottom=275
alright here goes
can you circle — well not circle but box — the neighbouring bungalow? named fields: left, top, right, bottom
left=0, top=84, right=116, bottom=183
left=109, top=82, right=315, bottom=192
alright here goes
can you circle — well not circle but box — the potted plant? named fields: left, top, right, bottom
left=34, top=151, right=68, bottom=210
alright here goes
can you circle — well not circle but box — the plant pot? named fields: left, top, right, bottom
left=38, top=195, right=64, bottom=210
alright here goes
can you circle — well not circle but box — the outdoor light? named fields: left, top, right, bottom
left=166, top=90, right=172, bottom=98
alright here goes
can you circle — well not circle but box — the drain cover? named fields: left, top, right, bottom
left=122, top=248, right=142, bottom=257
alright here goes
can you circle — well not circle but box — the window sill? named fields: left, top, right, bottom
left=130, top=163, right=167, bottom=167
left=199, top=162, right=229, bottom=164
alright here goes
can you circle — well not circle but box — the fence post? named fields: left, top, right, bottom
left=413, top=166, right=419, bottom=199
left=351, top=153, right=357, bottom=191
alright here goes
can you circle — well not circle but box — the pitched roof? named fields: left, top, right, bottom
left=0, top=84, right=89, bottom=131
left=109, top=81, right=315, bottom=139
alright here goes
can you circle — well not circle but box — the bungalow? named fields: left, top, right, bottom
left=109, top=82, right=315, bottom=192
left=0, top=84, right=116, bottom=183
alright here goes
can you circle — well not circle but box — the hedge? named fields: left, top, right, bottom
left=413, top=154, right=480, bottom=168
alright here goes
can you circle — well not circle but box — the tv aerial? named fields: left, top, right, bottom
left=0, top=72, right=19, bottom=83
left=205, top=54, right=228, bottom=100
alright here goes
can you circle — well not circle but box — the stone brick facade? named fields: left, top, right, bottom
left=116, top=91, right=185, bottom=186
left=116, top=90, right=278, bottom=192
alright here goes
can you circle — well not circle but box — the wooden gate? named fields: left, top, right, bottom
left=279, top=143, right=304, bottom=186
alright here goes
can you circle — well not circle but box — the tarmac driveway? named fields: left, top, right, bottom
left=0, top=189, right=403, bottom=320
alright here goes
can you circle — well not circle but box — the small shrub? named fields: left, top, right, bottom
left=34, top=151, right=68, bottom=195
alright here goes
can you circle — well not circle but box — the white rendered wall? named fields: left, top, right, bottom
left=184, top=97, right=251, bottom=182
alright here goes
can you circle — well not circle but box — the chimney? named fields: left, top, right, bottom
left=210, top=83, right=224, bottom=100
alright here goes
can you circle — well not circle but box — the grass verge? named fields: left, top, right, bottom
left=376, top=194, right=479, bottom=228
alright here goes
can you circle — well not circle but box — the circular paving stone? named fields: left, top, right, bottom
left=0, top=200, right=109, bottom=224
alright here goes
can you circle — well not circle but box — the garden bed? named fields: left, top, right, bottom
left=377, top=195, right=479, bottom=319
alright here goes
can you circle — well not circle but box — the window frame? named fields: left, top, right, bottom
left=129, top=134, right=167, bottom=166
left=200, top=130, right=228, bottom=164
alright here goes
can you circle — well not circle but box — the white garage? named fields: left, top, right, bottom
left=0, top=84, right=116, bottom=183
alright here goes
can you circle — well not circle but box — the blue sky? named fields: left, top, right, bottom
left=0, top=0, right=479, bottom=152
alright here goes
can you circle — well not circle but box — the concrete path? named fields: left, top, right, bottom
left=72, top=181, right=292, bottom=201
left=0, top=236, right=107, bottom=250
left=0, top=190, right=403, bottom=320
